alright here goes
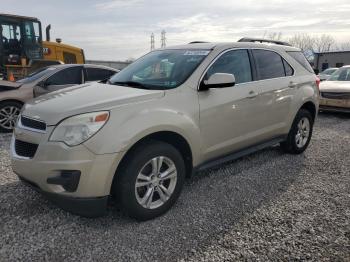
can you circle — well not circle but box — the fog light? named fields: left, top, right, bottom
left=47, top=170, right=81, bottom=192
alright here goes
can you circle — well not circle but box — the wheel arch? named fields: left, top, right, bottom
left=0, top=99, right=24, bottom=106
left=110, top=131, right=194, bottom=195
left=299, top=101, right=317, bottom=121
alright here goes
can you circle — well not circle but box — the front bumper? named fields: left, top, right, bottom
left=19, top=175, right=109, bottom=217
left=319, top=97, right=350, bottom=113
left=11, top=126, right=123, bottom=217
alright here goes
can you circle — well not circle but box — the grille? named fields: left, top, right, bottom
left=20, top=116, right=46, bottom=131
left=15, top=140, right=38, bottom=158
left=321, top=92, right=350, bottom=100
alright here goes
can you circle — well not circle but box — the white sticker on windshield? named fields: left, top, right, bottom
left=183, top=50, right=210, bottom=56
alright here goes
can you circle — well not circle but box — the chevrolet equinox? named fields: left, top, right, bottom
left=11, top=39, right=319, bottom=220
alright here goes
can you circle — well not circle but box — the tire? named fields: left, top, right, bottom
left=0, top=101, right=22, bottom=133
left=115, top=140, right=186, bottom=221
left=281, top=109, right=314, bottom=154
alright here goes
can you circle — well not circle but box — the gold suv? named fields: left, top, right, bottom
left=11, top=39, right=319, bottom=220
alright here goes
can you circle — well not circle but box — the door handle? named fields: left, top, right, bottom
left=288, top=81, right=298, bottom=88
left=247, top=90, right=258, bottom=98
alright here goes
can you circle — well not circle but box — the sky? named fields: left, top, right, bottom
left=3, top=0, right=350, bottom=61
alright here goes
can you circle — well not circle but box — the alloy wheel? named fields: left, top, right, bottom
left=0, top=106, right=20, bottom=130
left=135, top=156, right=177, bottom=209
left=295, top=117, right=310, bottom=148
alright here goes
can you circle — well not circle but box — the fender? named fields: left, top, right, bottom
left=84, top=105, right=202, bottom=166
left=286, top=80, right=318, bottom=132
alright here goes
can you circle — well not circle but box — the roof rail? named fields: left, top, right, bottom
left=238, top=37, right=291, bottom=46
left=188, top=41, right=209, bottom=44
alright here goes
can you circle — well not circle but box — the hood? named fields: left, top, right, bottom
left=319, top=81, right=350, bottom=93
left=22, top=82, right=165, bottom=125
left=0, top=80, right=22, bottom=91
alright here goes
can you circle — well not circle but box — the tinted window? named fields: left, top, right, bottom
left=287, top=51, right=314, bottom=73
left=86, top=68, right=116, bottom=82
left=253, top=50, right=285, bottom=80
left=46, top=67, right=82, bottom=85
left=283, top=59, right=294, bottom=76
left=206, top=49, right=252, bottom=84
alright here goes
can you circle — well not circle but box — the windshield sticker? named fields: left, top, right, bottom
left=183, top=50, right=210, bottom=56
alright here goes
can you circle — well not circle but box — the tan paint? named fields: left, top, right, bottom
left=11, top=42, right=319, bottom=200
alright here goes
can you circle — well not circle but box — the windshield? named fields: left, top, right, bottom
left=327, top=67, right=350, bottom=81
left=16, top=67, right=56, bottom=83
left=109, top=49, right=210, bottom=89
left=321, top=68, right=337, bottom=75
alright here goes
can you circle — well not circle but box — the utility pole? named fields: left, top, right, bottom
left=161, top=30, right=166, bottom=48
left=150, top=33, right=155, bottom=51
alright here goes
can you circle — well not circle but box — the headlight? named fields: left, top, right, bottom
left=50, top=111, right=109, bottom=146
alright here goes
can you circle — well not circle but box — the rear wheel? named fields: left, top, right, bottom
left=115, top=141, right=186, bottom=220
left=281, top=109, right=314, bottom=154
left=0, top=101, right=22, bottom=133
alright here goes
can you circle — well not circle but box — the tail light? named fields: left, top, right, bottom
left=316, top=77, right=321, bottom=89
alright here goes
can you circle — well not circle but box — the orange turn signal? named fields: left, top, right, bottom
left=95, top=112, right=109, bottom=122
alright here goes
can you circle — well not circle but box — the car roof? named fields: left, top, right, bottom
left=163, top=42, right=301, bottom=52
left=48, top=64, right=118, bottom=71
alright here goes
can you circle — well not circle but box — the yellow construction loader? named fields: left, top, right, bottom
left=0, top=13, right=85, bottom=80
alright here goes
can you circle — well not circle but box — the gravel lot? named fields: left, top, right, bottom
left=0, top=113, right=349, bottom=261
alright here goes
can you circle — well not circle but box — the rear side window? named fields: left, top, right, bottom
left=253, top=50, right=285, bottom=80
left=287, top=51, right=314, bottom=73
left=46, top=67, right=82, bottom=85
left=283, top=60, right=294, bottom=76
left=206, top=49, right=252, bottom=84
left=86, top=68, right=116, bottom=82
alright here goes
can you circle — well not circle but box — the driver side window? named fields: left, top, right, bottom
left=206, top=49, right=252, bottom=84
left=46, top=67, right=82, bottom=86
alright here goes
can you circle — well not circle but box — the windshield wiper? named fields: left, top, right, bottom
left=110, top=81, right=150, bottom=89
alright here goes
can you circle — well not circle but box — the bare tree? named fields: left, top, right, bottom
left=262, top=31, right=283, bottom=41
left=338, top=42, right=350, bottom=51
left=313, top=34, right=335, bottom=52
left=268, top=32, right=283, bottom=41
left=288, top=34, right=315, bottom=52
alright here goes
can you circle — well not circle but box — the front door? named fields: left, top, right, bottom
left=198, top=49, right=267, bottom=161
left=33, top=66, right=83, bottom=97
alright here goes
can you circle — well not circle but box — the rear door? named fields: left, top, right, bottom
left=33, top=66, right=83, bottom=97
left=198, top=49, right=268, bottom=160
left=251, top=49, right=296, bottom=136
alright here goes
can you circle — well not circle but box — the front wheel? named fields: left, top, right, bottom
left=281, top=109, right=314, bottom=154
left=116, top=141, right=186, bottom=221
left=0, top=101, right=22, bottom=133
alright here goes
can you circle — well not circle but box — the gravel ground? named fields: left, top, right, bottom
left=0, top=113, right=349, bottom=261
left=0, top=134, right=15, bottom=186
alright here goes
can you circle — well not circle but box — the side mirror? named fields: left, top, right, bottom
left=201, top=73, right=236, bottom=90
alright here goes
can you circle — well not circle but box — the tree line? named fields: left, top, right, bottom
left=263, top=32, right=350, bottom=61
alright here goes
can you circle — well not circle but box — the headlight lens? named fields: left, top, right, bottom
left=50, top=111, right=109, bottom=146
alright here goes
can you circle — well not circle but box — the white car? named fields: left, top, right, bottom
left=317, top=67, right=338, bottom=81
left=319, top=66, right=350, bottom=113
